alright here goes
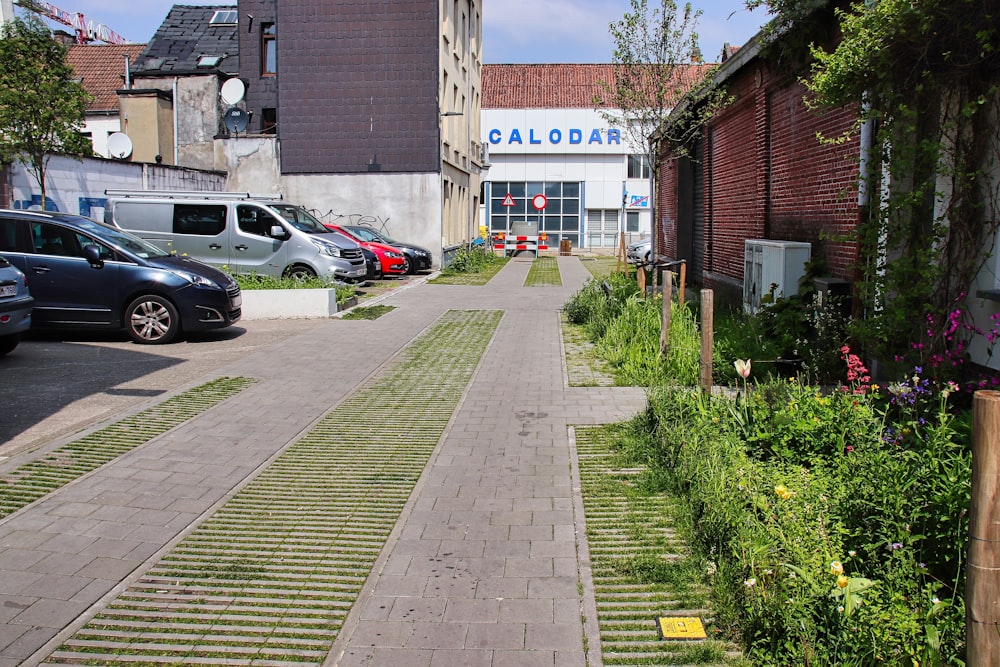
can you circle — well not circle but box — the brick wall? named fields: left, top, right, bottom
left=277, top=0, right=440, bottom=175
left=659, top=53, right=861, bottom=290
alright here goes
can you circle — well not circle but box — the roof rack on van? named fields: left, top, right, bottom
left=104, top=190, right=284, bottom=201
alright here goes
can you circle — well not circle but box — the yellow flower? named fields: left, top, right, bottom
left=837, top=574, right=849, bottom=589
left=830, top=561, right=844, bottom=575
left=775, top=484, right=793, bottom=500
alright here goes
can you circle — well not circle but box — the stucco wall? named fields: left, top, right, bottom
left=4, top=155, right=225, bottom=219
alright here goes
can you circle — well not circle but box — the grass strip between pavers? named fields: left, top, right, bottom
left=575, top=424, right=743, bottom=666
left=429, top=256, right=509, bottom=285
left=0, top=377, right=255, bottom=520
left=48, top=309, right=502, bottom=666
left=524, top=255, right=562, bottom=286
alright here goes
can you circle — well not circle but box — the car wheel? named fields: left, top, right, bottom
left=126, top=295, right=180, bottom=344
left=0, top=333, right=19, bottom=356
left=284, top=265, right=316, bottom=281
left=402, top=255, right=413, bottom=274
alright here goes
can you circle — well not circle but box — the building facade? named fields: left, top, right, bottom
left=481, top=65, right=655, bottom=252
left=119, top=1, right=484, bottom=268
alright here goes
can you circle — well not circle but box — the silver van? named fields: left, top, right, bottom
left=103, top=191, right=367, bottom=282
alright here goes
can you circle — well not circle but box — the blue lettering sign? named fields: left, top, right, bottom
left=588, top=129, right=603, bottom=144
left=489, top=129, right=502, bottom=144
left=529, top=129, right=542, bottom=144
left=549, top=129, right=562, bottom=144
left=508, top=129, right=523, bottom=144
left=608, top=129, right=622, bottom=144
left=569, top=129, right=582, bottom=144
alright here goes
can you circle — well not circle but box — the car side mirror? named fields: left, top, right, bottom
left=83, top=244, right=104, bottom=268
left=270, top=225, right=289, bottom=240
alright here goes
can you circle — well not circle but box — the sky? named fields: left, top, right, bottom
left=31, top=1, right=771, bottom=64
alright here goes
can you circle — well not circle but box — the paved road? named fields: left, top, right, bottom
left=0, top=256, right=648, bottom=666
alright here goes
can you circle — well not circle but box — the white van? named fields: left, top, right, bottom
left=103, top=191, right=367, bottom=282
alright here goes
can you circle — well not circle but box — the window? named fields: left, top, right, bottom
left=261, top=108, right=277, bottom=135
left=197, top=55, right=222, bottom=68
left=173, top=204, right=227, bottom=236
left=261, top=23, right=276, bottom=75
left=210, top=10, right=238, bottom=25
left=488, top=180, right=582, bottom=247
left=628, top=154, right=650, bottom=179
left=237, top=205, right=280, bottom=237
left=627, top=211, right=639, bottom=232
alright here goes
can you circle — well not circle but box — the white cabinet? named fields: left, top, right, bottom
left=743, top=240, right=812, bottom=312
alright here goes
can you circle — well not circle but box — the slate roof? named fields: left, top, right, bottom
left=482, top=63, right=715, bottom=109
left=66, top=44, right=147, bottom=112
left=132, top=4, right=238, bottom=76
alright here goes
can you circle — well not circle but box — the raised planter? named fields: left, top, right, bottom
left=239, top=288, right=355, bottom=320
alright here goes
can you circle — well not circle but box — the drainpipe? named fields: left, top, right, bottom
left=172, top=77, right=179, bottom=165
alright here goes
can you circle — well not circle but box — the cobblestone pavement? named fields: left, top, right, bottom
left=0, top=256, right=647, bottom=666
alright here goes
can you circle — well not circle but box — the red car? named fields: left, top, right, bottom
left=322, top=223, right=407, bottom=276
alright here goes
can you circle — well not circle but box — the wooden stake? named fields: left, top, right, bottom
left=969, top=389, right=1000, bottom=665
left=699, top=289, right=714, bottom=392
left=661, top=271, right=673, bottom=354
left=679, top=261, right=686, bottom=306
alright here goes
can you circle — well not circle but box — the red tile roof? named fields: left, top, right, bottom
left=482, top=63, right=715, bottom=109
left=66, top=44, right=147, bottom=112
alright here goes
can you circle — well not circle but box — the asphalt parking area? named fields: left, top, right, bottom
left=0, top=318, right=325, bottom=459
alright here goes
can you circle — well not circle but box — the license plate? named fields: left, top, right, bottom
left=0, top=284, right=15, bottom=297
left=230, top=294, right=242, bottom=309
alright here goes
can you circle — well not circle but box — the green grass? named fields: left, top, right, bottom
left=430, top=257, right=509, bottom=285
left=580, top=256, right=628, bottom=279
left=341, top=304, right=395, bottom=320
left=524, top=255, right=562, bottom=286
left=575, top=422, right=743, bottom=665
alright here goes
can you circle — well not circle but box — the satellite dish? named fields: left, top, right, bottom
left=223, top=107, right=249, bottom=134
left=107, top=132, right=133, bottom=159
left=220, top=78, right=246, bottom=105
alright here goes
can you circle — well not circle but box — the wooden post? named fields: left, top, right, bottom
left=968, top=390, right=1000, bottom=665
left=679, top=261, right=686, bottom=306
left=637, top=264, right=646, bottom=294
left=661, top=271, right=673, bottom=354
left=699, top=289, right=714, bottom=392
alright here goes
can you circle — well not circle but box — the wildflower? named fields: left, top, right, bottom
left=932, top=597, right=941, bottom=605
left=838, top=605, right=845, bottom=613
left=848, top=550, right=856, bottom=557
left=830, top=561, right=844, bottom=575
left=890, top=542, right=903, bottom=550
left=837, top=574, right=849, bottom=589
left=744, top=578, right=757, bottom=587
left=734, top=359, right=752, bottom=379
left=775, top=484, right=793, bottom=500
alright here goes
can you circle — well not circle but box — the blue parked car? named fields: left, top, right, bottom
left=0, top=254, right=32, bottom=355
left=0, top=209, right=241, bottom=344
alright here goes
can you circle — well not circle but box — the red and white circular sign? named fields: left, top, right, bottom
left=531, top=194, right=548, bottom=211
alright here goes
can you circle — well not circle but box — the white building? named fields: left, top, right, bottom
left=481, top=65, right=653, bottom=251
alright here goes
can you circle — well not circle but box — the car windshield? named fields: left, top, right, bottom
left=270, top=204, right=329, bottom=234
left=349, top=226, right=391, bottom=243
left=74, top=217, right=170, bottom=259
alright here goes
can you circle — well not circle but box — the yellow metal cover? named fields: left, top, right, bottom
left=657, top=616, right=707, bottom=640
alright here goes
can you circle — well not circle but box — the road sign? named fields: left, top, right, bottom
left=531, top=194, right=548, bottom=211
left=502, top=193, right=516, bottom=207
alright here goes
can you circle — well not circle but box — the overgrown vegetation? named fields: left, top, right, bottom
left=567, top=276, right=971, bottom=664
left=748, top=0, right=1000, bottom=377
left=341, top=305, right=395, bottom=320
left=432, top=244, right=507, bottom=285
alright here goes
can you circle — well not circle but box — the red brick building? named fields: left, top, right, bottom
left=658, top=36, right=861, bottom=302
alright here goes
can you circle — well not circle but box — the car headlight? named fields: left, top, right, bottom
left=385, top=251, right=404, bottom=258
left=310, top=238, right=343, bottom=258
left=171, top=270, right=217, bottom=288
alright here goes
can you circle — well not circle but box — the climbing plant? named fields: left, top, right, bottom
left=753, top=0, right=1000, bottom=366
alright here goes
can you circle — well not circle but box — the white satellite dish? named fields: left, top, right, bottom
left=107, top=132, right=133, bottom=159
left=220, top=78, right=246, bottom=105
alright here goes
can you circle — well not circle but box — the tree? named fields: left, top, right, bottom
left=0, top=14, right=91, bottom=208
left=594, top=0, right=725, bottom=275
